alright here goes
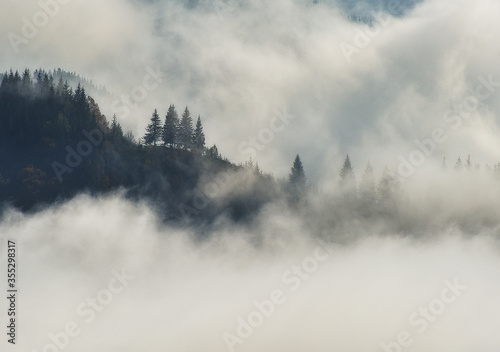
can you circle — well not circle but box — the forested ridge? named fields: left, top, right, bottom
left=3, top=69, right=500, bottom=232
left=0, top=69, right=280, bottom=222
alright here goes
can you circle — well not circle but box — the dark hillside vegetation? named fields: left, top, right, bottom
left=0, top=69, right=279, bottom=222
left=3, top=69, right=500, bottom=235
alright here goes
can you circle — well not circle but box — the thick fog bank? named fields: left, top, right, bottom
left=0, top=194, right=499, bottom=351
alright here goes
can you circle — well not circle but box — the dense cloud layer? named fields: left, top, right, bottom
left=0, top=193, right=499, bottom=352
left=2, top=2, right=500, bottom=350
left=2, top=0, right=500, bottom=182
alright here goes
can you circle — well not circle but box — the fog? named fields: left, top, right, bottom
left=0, top=193, right=498, bottom=351
left=2, top=0, right=500, bottom=350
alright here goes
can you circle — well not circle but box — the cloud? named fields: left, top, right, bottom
left=2, top=2, right=500, bottom=350
left=0, top=193, right=499, bottom=351
left=3, top=1, right=500, bottom=350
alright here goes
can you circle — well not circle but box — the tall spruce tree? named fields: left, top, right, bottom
left=289, top=154, right=306, bottom=189
left=193, top=115, right=206, bottom=152
left=110, top=115, right=123, bottom=141
left=465, top=155, right=472, bottom=170
left=144, top=109, right=162, bottom=146
left=207, top=144, right=220, bottom=159
left=162, top=105, right=179, bottom=147
left=339, top=154, right=356, bottom=188
left=178, top=107, right=194, bottom=149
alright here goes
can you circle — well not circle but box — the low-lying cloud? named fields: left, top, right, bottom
left=0, top=193, right=499, bottom=351
left=2, top=1, right=500, bottom=350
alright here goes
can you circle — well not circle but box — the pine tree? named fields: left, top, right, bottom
left=193, top=115, right=206, bottom=152
left=289, top=154, right=306, bottom=189
left=74, top=83, right=87, bottom=109
left=162, top=105, right=179, bottom=147
left=55, top=77, right=64, bottom=96
left=455, top=157, right=463, bottom=170
left=245, top=158, right=254, bottom=169
left=144, top=109, right=162, bottom=146
left=207, top=144, right=220, bottom=159
left=62, top=80, right=71, bottom=100
left=110, top=115, right=123, bottom=140
left=288, top=154, right=306, bottom=203
left=254, top=163, right=262, bottom=176
left=465, top=155, right=472, bottom=170
left=178, top=107, right=194, bottom=149
left=35, top=70, right=44, bottom=96
left=21, top=69, right=32, bottom=93
left=339, top=154, right=356, bottom=188
left=72, top=83, right=89, bottom=131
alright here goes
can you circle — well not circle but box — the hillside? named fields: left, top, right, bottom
left=0, top=69, right=279, bottom=222
left=4, top=69, right=500, bottom=236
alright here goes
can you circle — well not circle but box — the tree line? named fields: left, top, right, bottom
left=142, top=105, right=225, bottom=160
left=0, top=69, right=240, bottom=218
left=3, top=68, right=500, bottom=227
left=288, top=152, right=500, bottom=213
left=287, top=153, right=400, bottom=207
